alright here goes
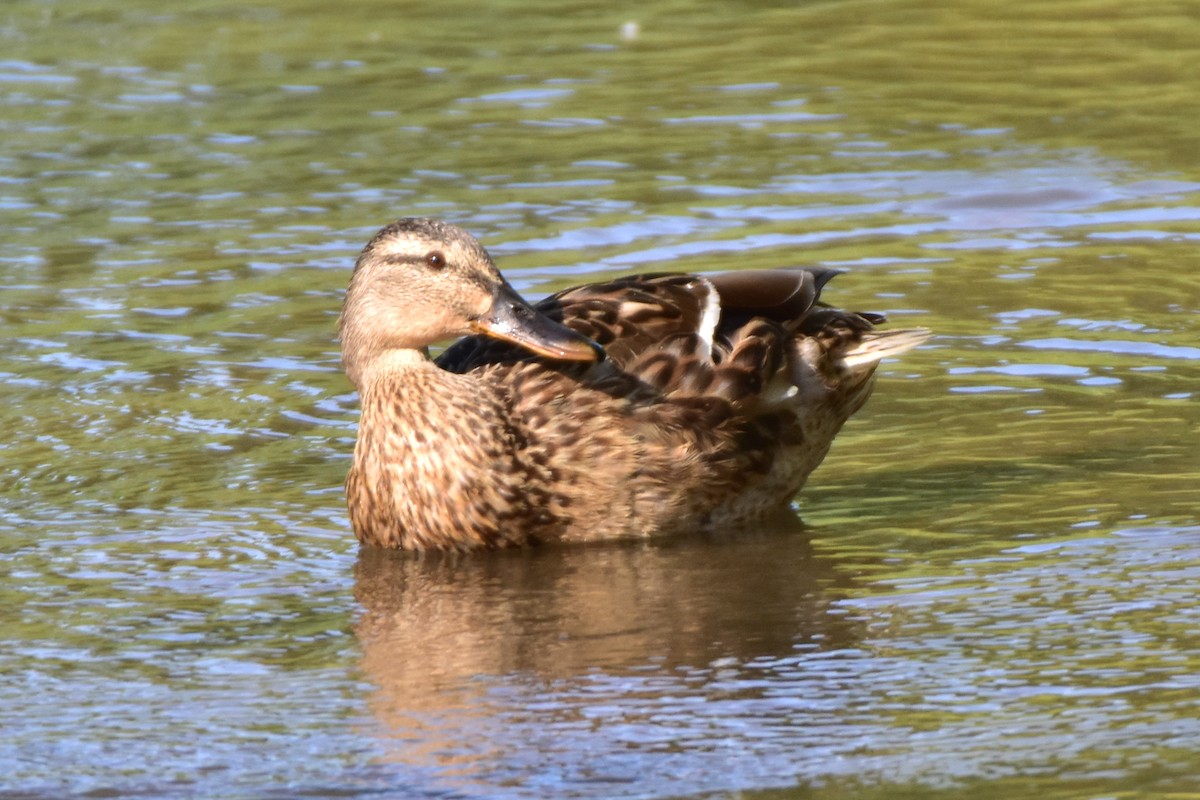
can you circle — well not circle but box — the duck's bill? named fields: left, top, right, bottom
left=471, top=282, right=603, bottom=362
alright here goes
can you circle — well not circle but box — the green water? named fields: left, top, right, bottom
left=2, top=0, right=1198, bottom=797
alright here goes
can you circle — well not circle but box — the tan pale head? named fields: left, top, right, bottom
left=339, top=218, right=600, bottom=386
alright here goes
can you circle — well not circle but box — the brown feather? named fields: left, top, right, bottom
left=341, top=218, right=931, bottom=550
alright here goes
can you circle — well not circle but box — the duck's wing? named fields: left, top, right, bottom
left=601, top=267, right=929, bottom=413
left=541, top=273, right=724, bottom=366
left=438, top=267, right=929, bottom=409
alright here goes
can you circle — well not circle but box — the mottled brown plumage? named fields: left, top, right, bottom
left=339, top=217, right=930, bottom=551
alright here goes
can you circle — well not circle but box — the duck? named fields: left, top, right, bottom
left=339, top=217, right=930, bottom=551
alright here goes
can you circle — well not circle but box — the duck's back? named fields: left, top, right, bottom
left=436, top=269, right=928, bottom=540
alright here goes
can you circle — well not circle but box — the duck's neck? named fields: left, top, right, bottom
left=345, top=346, right=430, bottom=389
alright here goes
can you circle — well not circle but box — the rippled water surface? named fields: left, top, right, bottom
left=3, top=0, right=1199, bottom=797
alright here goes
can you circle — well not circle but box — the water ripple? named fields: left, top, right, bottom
left=1020, top=337, right=1200, bottom=360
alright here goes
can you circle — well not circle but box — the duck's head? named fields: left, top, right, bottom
left=340, top=218, right=601, bottom=386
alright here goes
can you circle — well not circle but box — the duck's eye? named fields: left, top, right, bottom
left=424, top=251, right=446, bottom=270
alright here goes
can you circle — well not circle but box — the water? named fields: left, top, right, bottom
left=2, top=0, right=1198, bottom=797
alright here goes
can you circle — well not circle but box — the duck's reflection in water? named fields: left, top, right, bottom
left=352, top=516, right=867, bottom=788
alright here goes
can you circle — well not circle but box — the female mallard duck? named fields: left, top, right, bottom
left=340, top=218, right=929, bottom=551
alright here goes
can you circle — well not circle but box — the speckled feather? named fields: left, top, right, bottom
left=340, top=218, right=930, bottom=551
